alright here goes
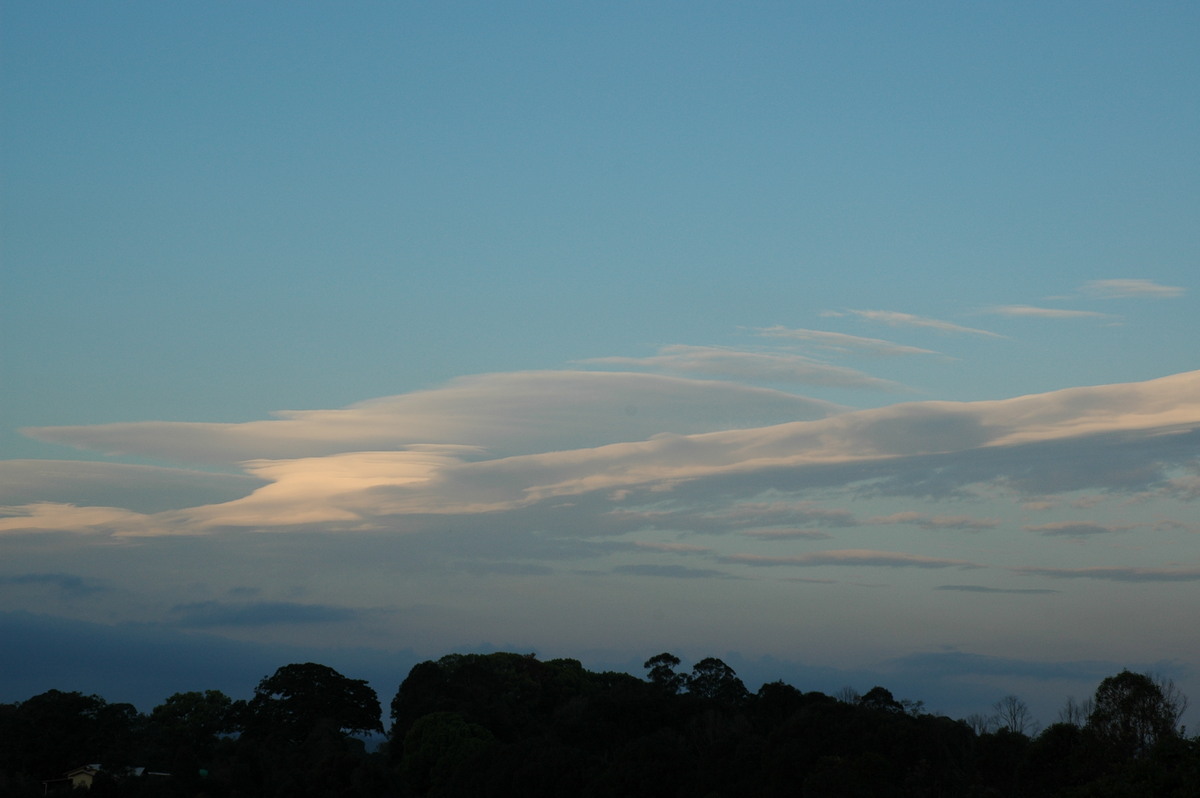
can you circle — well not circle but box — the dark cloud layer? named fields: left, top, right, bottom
left=0, top=572, right=111, bottom=598
left=1013, top=567, right=1200, bottom=582
left=612, top=564, right=732, bottom=579
left=935, top=585, right=1060, bottom=595
left=1025, top=522, right=1127, bottom=537
left=170, top=601, right=363, bottom=628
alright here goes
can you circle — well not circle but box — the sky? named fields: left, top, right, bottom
left=2, top=2, right=1198, bottom=727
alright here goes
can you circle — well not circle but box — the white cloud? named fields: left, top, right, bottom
left=607, top=499, right=857, bottom=532
left=721, top=550, right=981, bottom=568
left=1080, top=279, right=1185, bottom=299
left=629, top=541, right=713, bottom=553
left=23, top=371, right=839, bottom=465
left=843, top=310, right=1003, bottom=338
left=1024, top=521, right=1131, bottom=537
left=0, top=502, right=177, bottom=537
left=0, top=460, right=263, bottom=511
left=1161, top=474, right=1200, bottom=501
left=935, top=585, right=1060, bottom=595
left=753, top=326, right=941, bottom=356
left=740, top=529, right=833, bottom=540
left=867, top=511, right=1000, bottom=530
left=175, top=448, right=470, bottom=529
left=6, top=370, right=1199, bottom=538
left=578, top=345, right=905, bottom=390
left=1014, top=566, right=1200, bottom=582
left=983, top=305, right=1113, bottom=320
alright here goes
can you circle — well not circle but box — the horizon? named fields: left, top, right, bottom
left=3, top=2, right=1198, bottom=734
left=1, top=609, right=1180, bottom=734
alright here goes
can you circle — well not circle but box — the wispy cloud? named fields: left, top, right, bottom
left=0, top=460, right=265, bottom=513
left=612, top=564, right=731, bottom=579
left=1160, top=474, right=1200, bottom=501
left=0, top=573, right=111, bottom=598
left=1080, top=279, right=1185, bottom=299
left=1014, top=566, right=1200, bottom=582
left=740, top=528, right=833, bottom=540
left=23, top=371, right=839, bottom=466
left=579, top=345, right=905, bottom=390
left=459, top=562, right=554, bottom=577
left=867, top=511, right=1000, bottom=530
left=935, top=585, right=1060, bottom=594
left=753, top=326, right=941, bottom=357
left=630, top=541, right=713, bottom=553
left=983, top=305, right=1114, bottom=320
left=608, top=500, right=857, bottom=533
left=4, top=371, right=1199, bottom=538
left=0, top=502, right=179, bottom=537
left=839, top=310, right=1003, bottom=338
left=1024, top=521, right=1130, bottom=537
left=170, top=600, right=362, bottom=627
left=721, top=550, right=980, bottom=568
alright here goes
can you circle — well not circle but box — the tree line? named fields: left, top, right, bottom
left=1, top=653, right=1195, bottom=796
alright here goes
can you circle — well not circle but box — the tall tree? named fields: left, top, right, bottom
left=686, top=657, right=748, bottom=704
left=993, top=695, right=1037, bottom=736
left=5, top=690, right=140, bottom=777
left=859, top=686, right=904, bottom=713
left=149, top=689, right=233, bottom=766
left=245, top=662, right=382, bottom=743
left=1087, top=669, right=1182, bottom=758
left=643, top=652, right=687, bottom=695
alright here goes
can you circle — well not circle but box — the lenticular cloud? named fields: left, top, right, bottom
left=23, top=371, right=839, bottom=465
left=7, top=369, right=1198, bottom=537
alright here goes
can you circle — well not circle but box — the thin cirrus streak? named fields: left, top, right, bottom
left=1023, top=522, right=1132, bottom=537
left=577, top=345, right=907, bottom=390
left=1011, top=566, right=1200, bottom=582
left=867, top=512, right=1000, bottom=530
left=983, top=305, right=1113, bottom=319
left=833, top=309, right=1003, bottom=338
left=1080, top=279, right=1186, bottom=299
left=935, top=585, right=1061, bottom=595
left=720, top=550, right=981, bottom=568
left=752, top=326, right=942, bottom=356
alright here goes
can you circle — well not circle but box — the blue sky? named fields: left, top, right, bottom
left=3, top=2, right=1198, bottom=724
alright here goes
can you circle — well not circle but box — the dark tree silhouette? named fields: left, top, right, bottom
left=3, top=690, right=139, bottom=779
left=993, top=694, right=1037, bottom=736
left=642, top=652, right=686, bottom=694
left=400, top=710, right=496, bottom=795
left=150, top=689, right=233, bottom=750
left=686, top=657, right=748, bottom=704
left=5, top=656, right=1199, bottom=797
left=1057, top=695, right=1092, bottom=727
left=1088, top=669, right=1181, bottom=758
left=146, top=689, right=233, bottom=781
left=245, top=662, right=382, bottom=743
left=859, top=686, right=904, bottom=713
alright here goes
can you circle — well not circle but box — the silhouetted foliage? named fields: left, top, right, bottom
left=642, top=651, right=687, bottom=694
left=3, top=658, right=1196, bottom=797
left=0, top=690, right=139, bottom=780
left=859, top=685, right=904, bottom=713
left=1088, top=669, right=1181, bottom=759
left=401, top=711, right=496, bottom=795
left=686, top=656, right=749, bottom=705
left=245, top=661, right=383, bottom=743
